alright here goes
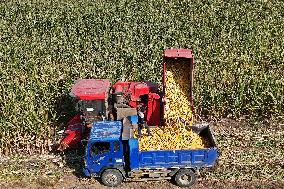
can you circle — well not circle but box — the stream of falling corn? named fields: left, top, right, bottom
left=136, top=62, right=209, bottom=151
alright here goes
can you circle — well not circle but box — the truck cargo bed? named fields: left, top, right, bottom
left=139, top=148, right=217, bottom=168
left=128, top=125, right=218, bottom=170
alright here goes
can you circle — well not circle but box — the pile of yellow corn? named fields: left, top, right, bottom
left=136, top=125, right=209, bottom=151
left=136, top=62, right=209, bottom=151
left=164, top=62, right=193, bottom=125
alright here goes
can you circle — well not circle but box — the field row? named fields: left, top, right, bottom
left=0, top=0, right=283, bottom=152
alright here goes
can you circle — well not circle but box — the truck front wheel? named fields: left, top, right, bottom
left=101, top=169, right=123, bottom=187
left=174, top=169, right=196, bottom=187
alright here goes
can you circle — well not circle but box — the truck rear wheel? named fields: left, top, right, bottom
left=174, top=169, right=196, bottom=187
left=101, top=169, right=123, bottom=187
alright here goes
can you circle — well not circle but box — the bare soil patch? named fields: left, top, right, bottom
left=0, top=119, right=283, bottom=189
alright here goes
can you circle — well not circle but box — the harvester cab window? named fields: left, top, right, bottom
left=77, top=100, right=106, bottom=122
left=80, top=100, right=105, bottom=113
left=91, top=142, right=110, bottom=156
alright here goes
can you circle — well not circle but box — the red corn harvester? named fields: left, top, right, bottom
left=58, top=48, right=195, bottom=151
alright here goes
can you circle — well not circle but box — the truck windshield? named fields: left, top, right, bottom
left=91, top=142, right=110, bottom=156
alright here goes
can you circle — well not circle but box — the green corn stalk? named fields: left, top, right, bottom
left=0, top=0, right=283, bottom=154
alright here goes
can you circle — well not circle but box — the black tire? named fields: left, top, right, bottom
left=101, top=169, right=123, bottom=187
left=174, top=169, right=196, bottom=187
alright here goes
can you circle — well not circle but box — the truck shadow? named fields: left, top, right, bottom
left=61, top=149, right=103, bottom=184
left=61, top=149, right=86, bottom=178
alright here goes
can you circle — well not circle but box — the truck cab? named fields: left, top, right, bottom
left=83, top=121, right=127, bottom=186
left=83, top=120, right=218, bottom=187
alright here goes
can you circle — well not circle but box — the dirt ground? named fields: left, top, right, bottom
left=1, top=175, right=283, bottom=189
left=0, top=119, right=283, bottom=189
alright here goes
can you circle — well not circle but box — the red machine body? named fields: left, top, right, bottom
left=59, top=114, right=83, bottom=150
left=59, top=79, right=111, bottom=150
left=112, top=81, right=161, bottom=126
left=59, top=48, right=195, bottom=151
left=70, top=79, right=111, bottom=100
left=146, top=93, right=161, bottom=126
left=112, top=81, right=158, bottom=106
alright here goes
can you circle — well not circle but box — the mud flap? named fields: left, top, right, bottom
left=83, top=168, right=91, bottom=177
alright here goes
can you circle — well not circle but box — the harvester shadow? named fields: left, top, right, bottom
left=52, top=92, right=86, bottom=178
left=53, top=92, right=76, bottom=131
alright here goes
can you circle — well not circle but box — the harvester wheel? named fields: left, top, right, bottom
left=174, top=169, right=196, bottom=187
left=101, top=169, right=123, bottom=187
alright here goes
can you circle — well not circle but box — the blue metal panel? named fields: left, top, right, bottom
left=206, top=148, right=218, bottom=166
left=127, top=115, right=138, bottom=124
left=167, top=153, right=179, bottom=164
left=111, top=141, right=124, bottom=166
left=180, top=152, right=191, bottom=164
left=84, top=139, right=125, bottom=176
left=89, top=121, right=122, bottom=141
left=83, top=167, right=91, bottom=177
left=85, top=141, right=112, bottom=174
left=128, top=138, right=139, bottom=170
left=155, top=154, right=166, bottom=164
left=138, top=148, right=218, bottom=169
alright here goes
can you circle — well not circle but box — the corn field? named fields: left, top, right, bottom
left=0, top=0, right=283, bottom=154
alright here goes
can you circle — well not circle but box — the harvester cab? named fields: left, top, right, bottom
left=70, top=79, right=111, bottom=123
left=58, top=79, right=111, bottom=151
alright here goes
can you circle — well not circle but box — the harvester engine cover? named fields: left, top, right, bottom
left=112, top=81, right=161, bottom=126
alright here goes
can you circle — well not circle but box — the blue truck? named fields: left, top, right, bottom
left=83, top=120, right=218, bottom=187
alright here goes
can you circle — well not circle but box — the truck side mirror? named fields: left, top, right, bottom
left=81, top=139, right=88, bottom=147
